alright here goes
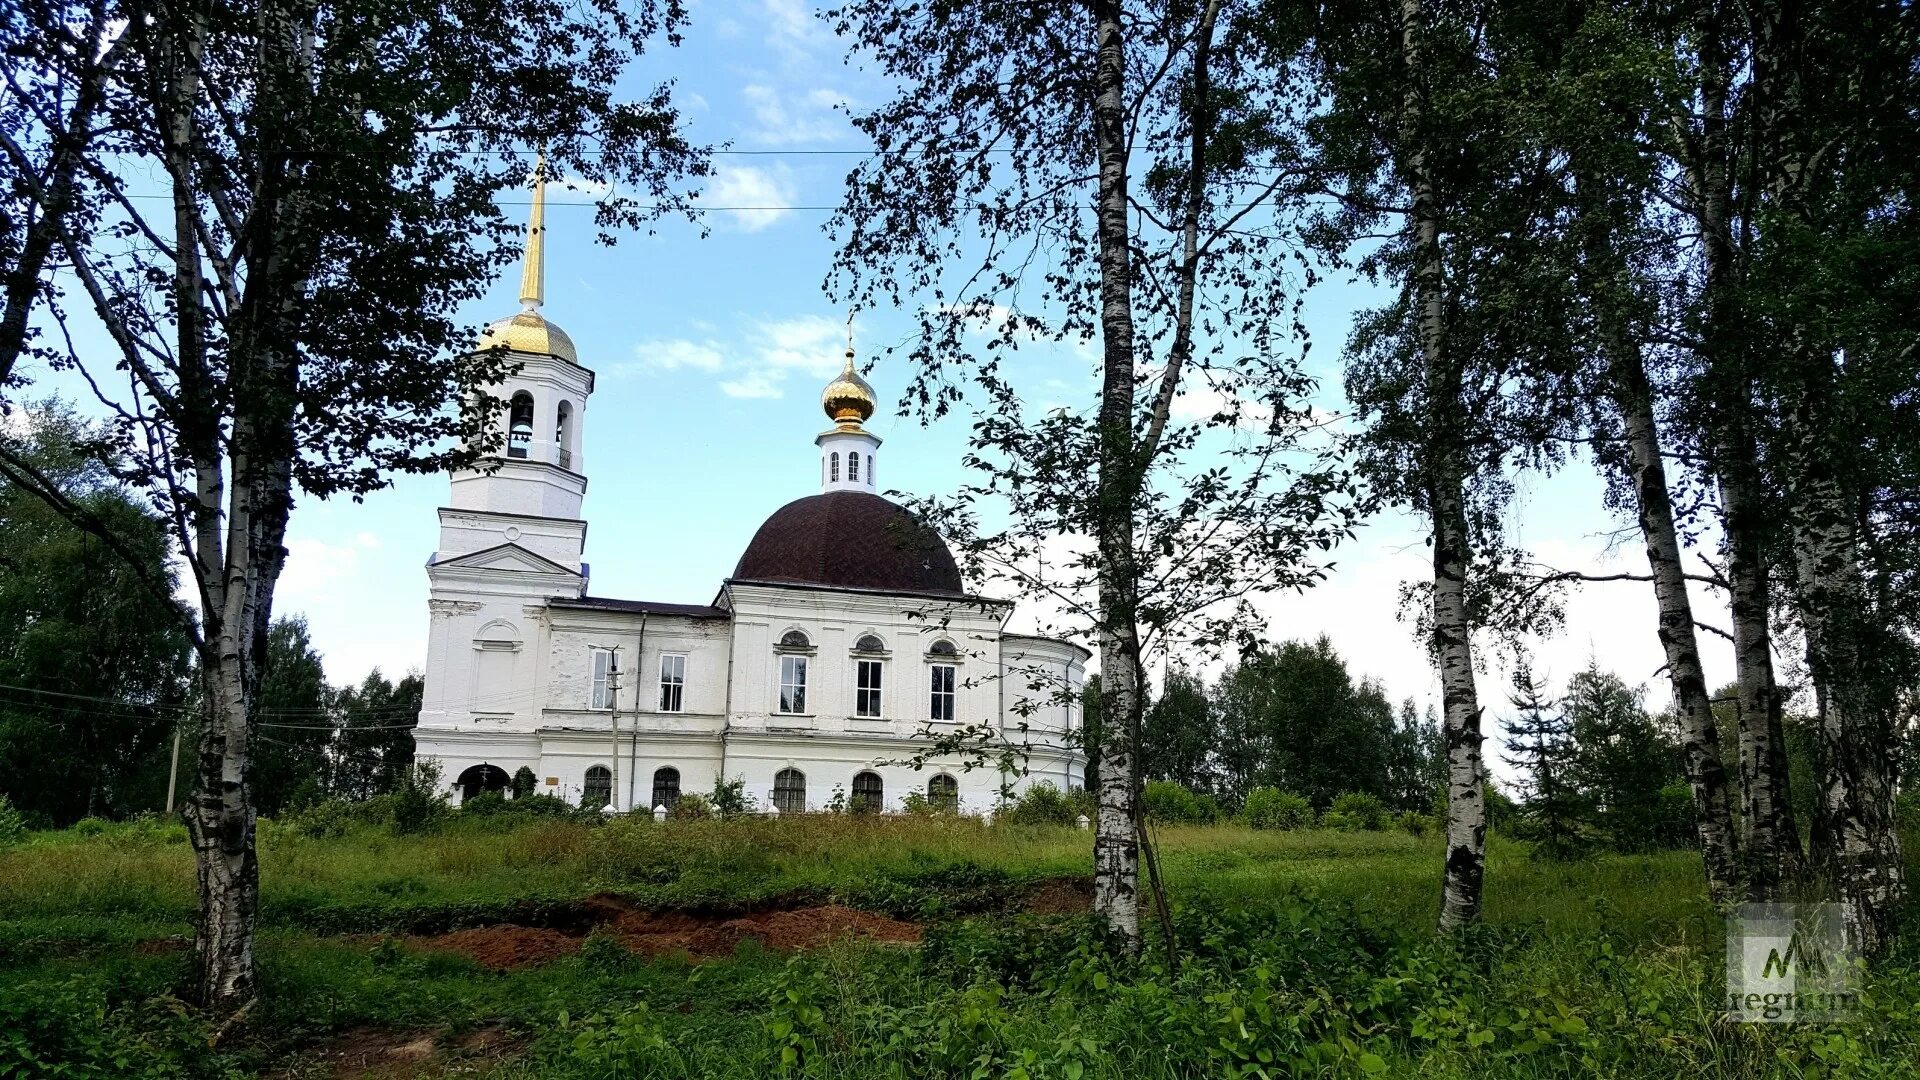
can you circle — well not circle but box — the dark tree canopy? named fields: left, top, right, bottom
left=0, top=405, right=191, bottom=826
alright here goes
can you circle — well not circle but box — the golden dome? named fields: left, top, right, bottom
left=477, top=310, right=578, bottom=364
left=822, top=349, right=876, bottom=426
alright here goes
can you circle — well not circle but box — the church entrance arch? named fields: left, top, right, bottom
left=457, top=763, right=511, bottom=802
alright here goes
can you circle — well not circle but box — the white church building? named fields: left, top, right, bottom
left=415, top=171, right=1087, bottom=814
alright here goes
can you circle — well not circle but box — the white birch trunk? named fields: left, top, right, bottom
left=1787, top=372, right=1904, bottom=956
left=1398, top=0, right=1485, bottom=934
left=1722, top=466, right=1799, bottom=899
left=1088, top=0, right=1141, bottom=949
left=1606, top=343, right=1742, bottom=904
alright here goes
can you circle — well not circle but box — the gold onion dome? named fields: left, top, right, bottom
left=822, top=349, right=876, bottom=426
left=474, top=153, right=577, bottom=364
left=478, top=311, right=578, bottom=364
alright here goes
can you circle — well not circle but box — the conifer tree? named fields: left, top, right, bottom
left=1502, top=665, right=1581, bottom=859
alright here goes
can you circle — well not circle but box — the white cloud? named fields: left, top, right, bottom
left=551, top=176, right=613, bottom=203
left=631, top=338, right=727, bottom=372
left=754, top=314, right=846, bottom=375
left=619, top=314, right=851, bottom=402
left=275, top=537, right=365, bottom=624
left=704, top=164, right=795, bottom=232
left=760, top=0, right=828, bottom=60
left=742, top=83, right=851, bottom=145
left=1170, top=386, right=1274, bottom=428
left=720, top=373, right=783, bottom=399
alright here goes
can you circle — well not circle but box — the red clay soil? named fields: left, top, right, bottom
left=406, top=925, right=580, bottom=970
left=608, top=904, right=921, bottom=958
left=403, top=900, right=921, bottom=970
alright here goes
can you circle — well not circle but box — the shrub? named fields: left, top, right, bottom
left=0, top=978, right=226, bottom=1079
left=1241, top=787, right=1312, bottom=830
left=1325, top=792, right=1387, bottom=831
left=460, top=791, right=511, bottom=816
left=899, top=791, right=936, bottom=816
left=709, top=776, right=750, bottom=816
left=1394, top=810, right=1430, bottom=837
left=578, top=928, right=635, bottom=972
left=0, top=794, right=25, bottom=848
left=390, top=760, right=450, bottom=835
left=669, top=793, right=713, bottom=820
left=283, top=798, right=358, bottom=839
left=1483, top=781, right=1520, bottom=834
left=511, top=765, right=538, bottom=800
left=1143, top=780, right=1217, bottom=824
left=997, top=782, right=1088, bottom=826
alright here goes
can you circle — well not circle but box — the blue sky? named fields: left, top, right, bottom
left=35, top=0, right=1743, bottom=747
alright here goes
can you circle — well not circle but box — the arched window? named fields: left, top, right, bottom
left=507, top=392, right=534, bottom=458
left=848, top=452, right=860, bottom=482
left=555, top=400, right=573, bottom=469
left=867, top=458, right=875, bottom=486
left=651, top=766, right=681, bottom=810
left=854, top=634, right=885, bottom=653
left=830, top=452, right=840, bottom=482
left=582, top=765, right=612, bottom=809
left=773, top=768, right=806, bottom=812
left=928, top=639, right=959, bottom=658
left=928, top=774, right=959, bottom=811
left=457, top=763, right=511, bottom=803
left=780, top=629, right=811, bottom=649
left=852, top=771, right=883, bottom=813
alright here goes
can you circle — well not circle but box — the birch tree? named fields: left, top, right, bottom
left=828, top=0, right=1355, bottom=949
left=0, top=0, right=704, bottom=1008
left=1659, top=0, right=1806, bottom=903
left=1503, top=1, right=1747, bottom=903
left=1739, top=0, right=1919, bottom=952
left=1307, top=0, right=1566, bottom=931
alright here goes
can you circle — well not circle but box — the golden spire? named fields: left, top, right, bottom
left=518, top=155, right=546, bottom=311
left=821, top=315, right=877, bottom=427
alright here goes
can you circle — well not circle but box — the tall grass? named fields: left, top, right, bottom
left=4, top=814, right=1917, bottom=1078
left=0, top=814, right=1712, bottom=942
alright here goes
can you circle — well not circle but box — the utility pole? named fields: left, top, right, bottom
left=164, top=723, right=182, bottom=815
left=607, top=648, right=623, bottom=813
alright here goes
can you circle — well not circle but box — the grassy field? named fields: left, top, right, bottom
left=2, top=812, right=1916, bottom=1078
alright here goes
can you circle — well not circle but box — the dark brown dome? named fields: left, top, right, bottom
left=732, top=491, right=965, bottom=597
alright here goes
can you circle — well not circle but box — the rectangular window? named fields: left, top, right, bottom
left=590, top=648, right=616, bottom=710
left=779, top=655, right=809, bottom=714
left=856, top=660, right=883, bottom=717
left=929, top=663, right=956, bottom=722
left=658, top=653, right=686, bottom=713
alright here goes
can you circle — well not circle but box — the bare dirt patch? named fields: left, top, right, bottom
left=1025, top=875, right=1094, bottom=915
left=606, top=903, right=921, bottom=958
left=406, top=925, right=580, bottom=970
left=274, top=1024, right=520, bottom=1079
left=399, top=897, right=921, bottom=969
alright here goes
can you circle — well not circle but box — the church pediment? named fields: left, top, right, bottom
left=435, top=542, right=577, bottom=576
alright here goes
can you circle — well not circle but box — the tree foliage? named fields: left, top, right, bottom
left=0, top=405, right=191, bottom=826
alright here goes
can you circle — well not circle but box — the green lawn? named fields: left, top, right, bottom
left=2, top=814, right=1914, bottom=1078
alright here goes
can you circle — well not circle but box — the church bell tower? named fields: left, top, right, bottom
left=437, top=158, right=594, bottom=575
left=420, top=159, right=593, bottom=739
